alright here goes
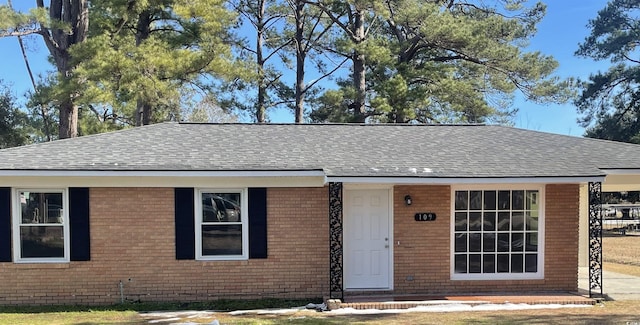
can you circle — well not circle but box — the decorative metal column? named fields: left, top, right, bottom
left=329, top=182, right=344, bottom=300
left=588, top=181, right=603, bottom=297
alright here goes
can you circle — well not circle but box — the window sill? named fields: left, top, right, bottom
left=11, top=263, right=70, bottom=269
left=196, top=256, right=249, bottom=262
left=451, top=273, right=544, bottom=281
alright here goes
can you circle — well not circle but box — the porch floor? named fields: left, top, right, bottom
left=337, top=292, right=596, bottom=310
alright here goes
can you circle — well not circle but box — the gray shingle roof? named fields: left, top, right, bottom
left=1, top=122, right=639, bottom=178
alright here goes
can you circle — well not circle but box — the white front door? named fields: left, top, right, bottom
left=344, top=189, right=391, bottom=290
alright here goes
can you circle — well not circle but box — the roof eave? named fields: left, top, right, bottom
left=0, top=169, right=327, bottom=178
left=327, top=176, right=606, bottom=184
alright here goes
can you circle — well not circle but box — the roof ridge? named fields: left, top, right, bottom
left=178, top=122, right=486, bottom=127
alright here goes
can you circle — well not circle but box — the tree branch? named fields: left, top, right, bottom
left=0, top=28, right=40, bottom=37
left=304, top=57, right=348, bottom=92
left=304, top=0, right=356, bottom=41
left=263, top=39, right=293, bottom=62
left=623, top=53, right=640, bottom=65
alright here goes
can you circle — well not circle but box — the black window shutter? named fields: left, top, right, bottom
left=69, top=187, right=91, bottom=261
left=0, top=188, right=11, bottom=262
left=175, top=188, right=195, bottom=260
left=248, top=188, right=268, bottom=259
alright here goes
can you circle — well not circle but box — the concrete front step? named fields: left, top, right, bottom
left=327, top=292, right=597, bottom=310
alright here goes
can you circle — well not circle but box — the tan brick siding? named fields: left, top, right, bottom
left=0, top=187, right=329, bottom=305
left=393, top=185, right=452, bottom=293
left=0, top=183, right=580, bottom=305
left=392, top=184, right=579, bottom=294
left=544, top=184, right=580, bottom=291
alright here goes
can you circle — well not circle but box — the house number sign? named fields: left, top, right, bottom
left=415, top=212, right=437, bottom=221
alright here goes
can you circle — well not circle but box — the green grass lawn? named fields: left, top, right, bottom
left=0, top=310, right=142, bottom=325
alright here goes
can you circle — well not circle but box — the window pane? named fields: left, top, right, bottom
left=455, top=191, right=468, bottom=210
left=202, top=193, right=241, bottom=222
left=483, top=212, right=496, bottom=231
left=525, top=254, right=538, bottom=272
left=483, top=254, right=495, bottom=273
left=201, top=225, right=242, bottom=256
left=497, top=212, right=510, bottom=231
left=526, top=233, right=538, bottom=252
left=455, top=254, right=467, bottom=273
left=20, top=192, right=63, bottom=224
left=498, top=191, right=510, bottom=210
left=20, top=226, right=64, bottom=258
left=511, top=233, right=524, bottom=251
left=512, top=190, right=524, bottom=210
left=512, top=212, right=524, bottom=231
left=511, top=254, right=524, bottom=273
left=469, top=233, right=481, bottom=252
left=483, top=191, right=496, bottom=210
left=469, top=212, right=482, bottom=231
left=526, top=212, right=538, bottom=230
left=469, top=191, right=482, bottom=210
left=455, top=233, right=467, bottom=252
left=497, top=233, right=510, bottom=252
left=497, top=254, right=509, bottom=272
left=483, top=233, right=496, bottom=252
left=469, top=254, right=481, bottom=273
left=526, top=191, right=538, bottom=210
left=455, top=212, right=467, bottom=231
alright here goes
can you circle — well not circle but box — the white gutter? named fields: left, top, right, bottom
left=600, top=169, right=640, bottom=175
left=0, top=169, right=606, bottom=185
left=327, top=176, right=606, bottom=184
left=0, top=170, right=327, bottom=178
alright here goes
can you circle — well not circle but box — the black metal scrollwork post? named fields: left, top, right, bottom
left=588, top=182, right=603, bottom=297
left=329, top=182, right=344, bottom=300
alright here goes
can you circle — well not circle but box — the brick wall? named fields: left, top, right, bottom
left=0, top=183, right=581, bottom=305
left=392, top=184, right=580, bottom=294
left=0, top=187, right=329, bottom=305
left=544, top=184, right=580, bottom=291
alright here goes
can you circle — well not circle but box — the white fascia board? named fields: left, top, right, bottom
left=601, top=169, right=640, bottom=175
left=328, top=176, right=606, bottom=184
left=0, top=171, right=328, bottom=188
left=0, top=169, right=326, bottom=178
left=0, top=176, right=328, bottom=188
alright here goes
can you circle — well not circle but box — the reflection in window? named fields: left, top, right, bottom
left=454, top=189, right=540, bottom=276
left=198, top=191, right=245, bottom=259
left=17, top=191, right=66, bottom=260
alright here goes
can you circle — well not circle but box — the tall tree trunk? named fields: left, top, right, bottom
left=36, top=0, right=89, bottom=138
left=136, top=100, right=152, bottom=126
left=58, top=98, right=78, bottom=138
left=255, top=0, right=267, bottom=123
left=135, top=10, right=153, bottom=126
left=294, top=1, right=305, bottom=124
left=352, top=8, right=366, bottom=123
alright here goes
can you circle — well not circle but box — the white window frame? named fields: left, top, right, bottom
left=195, top=188, right=248, bottom=261
left=450, top=184, right=545, bottom=280
left=12, top=188, right=70, bottom=263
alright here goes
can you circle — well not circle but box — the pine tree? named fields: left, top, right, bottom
left=70, top=0, right=238, bottom=126
left=576, top=0, right=640, bottom=142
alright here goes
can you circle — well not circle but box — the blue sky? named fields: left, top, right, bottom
left=0, top=1, right=612, bottom=136
left=511, top=1, right=611, bottom=136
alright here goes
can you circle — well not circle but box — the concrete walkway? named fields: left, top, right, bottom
left=578, top=267, right=640, bottom=300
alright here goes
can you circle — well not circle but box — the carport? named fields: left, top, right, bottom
left=579, top=171, right=640, bottom=298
